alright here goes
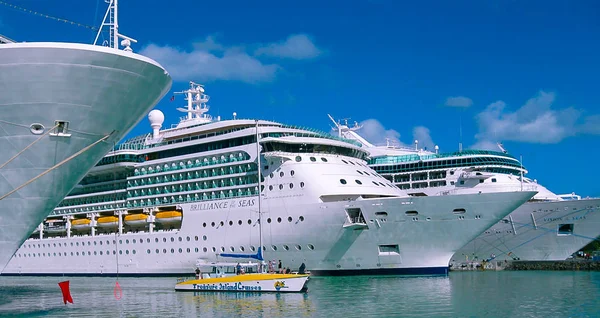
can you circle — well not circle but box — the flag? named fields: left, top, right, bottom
left=170, top=95, right=175, bottom=102
left=58, top=280, right=74, bottom=305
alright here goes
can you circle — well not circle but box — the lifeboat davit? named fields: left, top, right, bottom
left=96, top=216, right=119, bottom=228
left=124, top=214, right=147, bottom=226
left=71, top=218, right=92, bottom=230
left=155, top=211, right=182, bottom=224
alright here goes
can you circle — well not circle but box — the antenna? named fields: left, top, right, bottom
left=414, top=140, right=418, bottom=151
left=174, top=81, right=211, bottom=123
left=327, top=114, right=342, bottom=138
left=458, top=113, right=463, bottom=152
left=93, top=0, right=138, bottom=51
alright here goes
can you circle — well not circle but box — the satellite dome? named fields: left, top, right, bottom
left=148, top=109, right=165, bottom=127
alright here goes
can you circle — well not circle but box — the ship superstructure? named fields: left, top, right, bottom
left=3, top=83, right=535, bottom=276
left=0, top=0, right=172, bottom=271
left=329, top=116, right=600, bottom=262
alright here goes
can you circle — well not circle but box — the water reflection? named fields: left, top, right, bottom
left=0, top=272, right=598, bottom=317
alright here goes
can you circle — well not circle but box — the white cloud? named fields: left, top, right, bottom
left=413, top=126, right=435, bottom=151
left=473, top=91, right=598, bottom=147
left=140, top=34, right=322, bottom=83
left=357, top=119, right=403, bottom=147
left=445, top=96, right=473, bottom=108
left=254, top=34, right=322, bottom=60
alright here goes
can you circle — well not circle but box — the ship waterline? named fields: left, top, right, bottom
left=0, top=42, right=172, bottom=270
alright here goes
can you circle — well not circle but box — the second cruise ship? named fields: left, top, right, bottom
left=2, top=83, right=535, bottom=276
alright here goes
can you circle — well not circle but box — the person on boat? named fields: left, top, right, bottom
left=298, top=262, right=306, bottom=274
left=195, top=267, right=201, bottom=279
left=236, top=263, right=242, bottom=275
left=278, top=260, right=282, bottom=273
left=268, top=260, right=274, bottom=273
left=285, top=267, right=291, bottom=274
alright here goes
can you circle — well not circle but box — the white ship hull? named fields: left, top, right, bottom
left=452, top=198, right=600, bottom=263
left=0, top=42, right=172, bottom=270
left=3, top=191, right=534, bottom=276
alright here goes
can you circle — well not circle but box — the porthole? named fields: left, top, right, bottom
left=248, top=219, right=252, bottom=225
left=310, top=157, right=316, bottom=162
left=219, top=221, right=224, bottom=226
left=230, top=246, right=235, bottom=252
left=147, top=238, right=150, bottom=243
left=299, top=216, right=305, bottom=221
left=203, top=223, right=207, bottom=227
left=155, top=238, right=159, bottom=243
left=211, top=222, right=215, bottom=227
left=171, top=237, right=175, bottom=242
left=30, top=123, right=45, bottom=135
left=220, top=247, right=225, bottom=252
left=288, top=216, right=292, bottom=222
left=289, top=183, right=294, bottom=189
left=277, top=217, right=282, bottom=223
left=340, top=179, right=347, bottom=184
left=295, top=244, right=302, bottom=250
left=280, top=171, right=284, bottom=177
left=267, top=218, right=272, bottom=223
left=186, top=236, right=190, bottom=241
left=240, top=246, right=245, bottom=252
left=269, top=185, right=273, bottom=191
left=291, top=170, right=295, bottom=176
left=132, top=239, right=136, bottom=244
left=279, top=184, right=283, bottom=190
left=163, top=238, right=167, bottom=242
left=171, top=248, right=175, bottom=253
left=321, top=157, right=328, bottom=162
left=355, top=180, right=362, bottom=185
left=300, top=182, right=305, bottom=188
left=342, top=160, right=348, bottom=164
left=229, top=220, right=233, bottom=226
left=178, top=248, right=183, bottom=253
left=203, top=235, right=207, bottom=241
left=250, top=246, right=256, bottom=252
left=147, top=249, right=151, bottom=254
left=307, top=244, right=314, bottom=250
left=270, top=173, right=274, bottom=178
left=194, top=248, right=199, bottom=252
left=271, top=245, right=278, bottom=251
left=203, top=247, right=208, bottom=252
left=295, top=156, right=301, bottom=162
left=125, top=250, right=129, bottom=255
left=283, top=245, right=290, bottom=250
left=238, top=220, right=242, bottom=225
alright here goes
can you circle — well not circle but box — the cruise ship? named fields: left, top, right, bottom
left=0, top=1, right=172, bottom=271
left=328, top=117, right=600, bottom=263
left=2, top=82, right=535, bottom=276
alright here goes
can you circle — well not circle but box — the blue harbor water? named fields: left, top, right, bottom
left=1, top=271, right=599, bottom=317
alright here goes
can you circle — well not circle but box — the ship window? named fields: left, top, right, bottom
left=280, top=171, right=284, bottom=177
left=321, top=157, right=328, bottom=162
left=250, top=246, right=256, bottom=252
left=310, top=157, right=316, bottom=162
left=479, top=179, right=484, bottom=183
left=289, top=183, right=294, bottom=189
left=375, top=212, right=388, bottom=217
left=295, top=156, right=301, bottom=162
left=271, top=245, right=278, bottom=251
left=492, top=178, right=497, bottom=182
left=453, top=208, right=467, bottom=214
left=295, top=244, right=302, bottom=251
left=147, top=249, right=151, bottom=254
left=203, top=247, right=208, bottom=252
left=299, top=216, right=305, bottom=222
left=405, top=211, right=418, bottom=216
left=291, top=170, right=295, bottom=176
left=300, top=182, right=305, bottom=188
left=558, top=224, right=574, bottom=236
left=277, top=217, right=282, bottom=223
left=283, top=245, right=290, bottom=250
left=267, top=218, right=272, bottom=223
left=459, top=181, right=465, bottom=185
left=355, top=180, right=362, bottom=185
left=340, top=179, right=347, bottom=184
left=279, top=184, right=283, bottom=190
left=288, top=216, right=292, bottom=222
left=378, top=244, right=400, bottom=256
left=203, top=235, right=207, bottom=241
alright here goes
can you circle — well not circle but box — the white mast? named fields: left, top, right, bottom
left=93, top=0, right=137, bottom=51
left=255, top=120, right=263, bottom=260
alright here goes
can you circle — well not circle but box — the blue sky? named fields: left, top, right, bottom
left=1, top=0, right=599, bottom=196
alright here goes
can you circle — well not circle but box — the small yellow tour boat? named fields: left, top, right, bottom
left=174, top=261, right=310, bottom=293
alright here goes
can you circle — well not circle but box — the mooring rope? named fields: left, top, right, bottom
left=0, top=132, right=113, bottom=201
